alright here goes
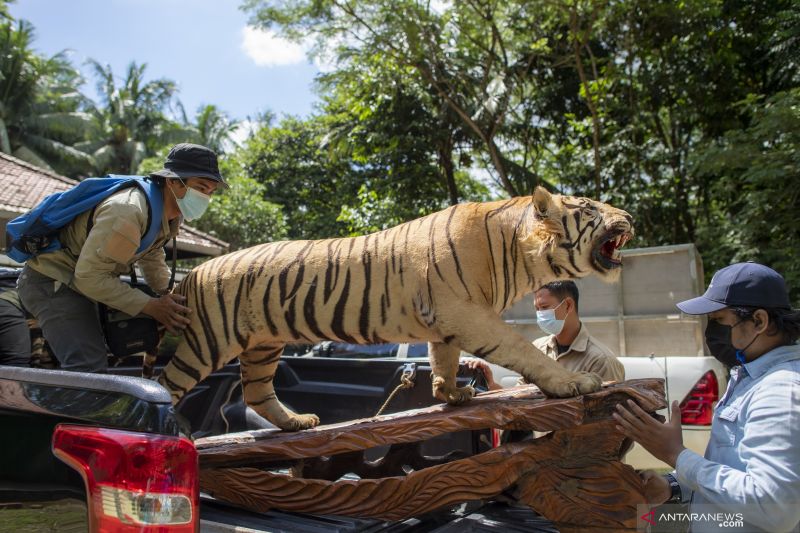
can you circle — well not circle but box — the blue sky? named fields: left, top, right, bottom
left=10, top=0, right=322, bottom=125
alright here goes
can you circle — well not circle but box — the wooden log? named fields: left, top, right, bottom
left=198, top=379, right=665, bottom=530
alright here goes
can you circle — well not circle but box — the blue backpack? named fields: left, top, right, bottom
left=5, top=175, right=164, bottom=263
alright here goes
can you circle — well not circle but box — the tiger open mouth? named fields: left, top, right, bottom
left=592, top=231, right=633, bottom=270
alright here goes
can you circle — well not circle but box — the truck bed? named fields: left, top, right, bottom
left=0, top=358, right=560, bottom=532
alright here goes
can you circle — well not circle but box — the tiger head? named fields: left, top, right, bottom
left=526, top=186, right=635, bottom=283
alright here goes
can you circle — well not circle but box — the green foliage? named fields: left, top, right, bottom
left=243, top=0, right=558, bottom=196
left=238, top=115, right=360, bottom=239
left=236, top=65, right=494, bottom=238
left=191, top=104, right=239, bottom=154
left=0, top=18, right=94, bottom=175
left=693, top=89, right=800, bottom=303
left=190, top=157, right=288, bottom=251
left=79, top=60, right=195, bottom=175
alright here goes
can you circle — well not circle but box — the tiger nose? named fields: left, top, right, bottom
left=607, top=210, right=635, bottom=233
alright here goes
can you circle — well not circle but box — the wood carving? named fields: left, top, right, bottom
left=197, top=378, right=665, bottom=531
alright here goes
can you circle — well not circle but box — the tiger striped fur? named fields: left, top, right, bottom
left=156, top=187, right=634, bottom=431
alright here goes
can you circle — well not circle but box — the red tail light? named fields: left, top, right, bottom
left=679, top=370, right=719, bottom=426
left=52, top=424, right=199, bottom=533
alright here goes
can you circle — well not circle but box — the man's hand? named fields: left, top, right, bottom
left=462, top=358, right=502, bottom=391
left=142, top=293, right=192, bottom=334
left=613, top=400, right=686, bottom=467
left=640, top=470, right=671, bottom=505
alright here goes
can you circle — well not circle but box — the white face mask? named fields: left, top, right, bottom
left=536, top=299, right=569, bottom=336
left=171, top=179, right=211, bottom=221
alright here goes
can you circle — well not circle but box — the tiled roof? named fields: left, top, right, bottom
left=0, top=152, right=77, bottom=212
left=0, top=152, right=229, bottom=257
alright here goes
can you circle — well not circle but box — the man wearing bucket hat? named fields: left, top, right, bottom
left=614, top=262, right=800, bottom=532
left=17, top=143, right=226, bottom=372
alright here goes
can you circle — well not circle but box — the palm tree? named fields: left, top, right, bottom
left=0, top=19, right=94, bottom=175
left=79, top=60, right=194, bottom=175
left=193, top=104, right=238, bottom=154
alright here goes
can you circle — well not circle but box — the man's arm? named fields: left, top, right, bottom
left=138, top=244, right=171, bottom=294
left=73, top=200, right=152, bottom=316
left=674, top=372, right=800, bottom=532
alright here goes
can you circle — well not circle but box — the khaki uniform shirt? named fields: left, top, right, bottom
left=530, top=322, right=625, bottom=382
left=26, top=187, right=179, bottom=317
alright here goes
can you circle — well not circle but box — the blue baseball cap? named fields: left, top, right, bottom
left=677, top=262, right=792, bottom=315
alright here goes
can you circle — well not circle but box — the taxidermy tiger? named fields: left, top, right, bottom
left=155, top=187, right=634, bottom=431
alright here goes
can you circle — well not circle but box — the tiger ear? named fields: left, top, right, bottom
left=532, top=186, right=554, bottom=219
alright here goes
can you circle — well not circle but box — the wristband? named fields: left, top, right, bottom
left=664, top=473, right=682, bottom=503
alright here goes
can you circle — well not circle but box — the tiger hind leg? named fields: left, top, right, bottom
left=429, top=341, right=475, bottom=405
left=239, top=343, right=320, bottom=431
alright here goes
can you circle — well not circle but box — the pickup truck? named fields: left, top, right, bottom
left=310, top=341, right=729, bottom=470
left=0, top=356, right=562, bottom=533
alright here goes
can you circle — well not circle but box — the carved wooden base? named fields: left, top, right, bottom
left=197, top=379, right=665, bottom=530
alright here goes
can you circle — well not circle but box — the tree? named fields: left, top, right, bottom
left=191, top=104, right=239, bottom=154
left=693, top=89, right=800, bottom=303
left=192, top=157, right=288, bottom=250
left=318, top=53, right=473, bottom=221
left=0, top=18, right=93, bottom=175
left=538, top=0, right=795, bottom=248
left=238, top=115, right=361, bottom=239
left=79, top=60, right=193, bottom=175
left=242, top=0, right=565, bottom=197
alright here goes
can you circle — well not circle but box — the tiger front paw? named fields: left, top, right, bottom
left=535, top=370, right=603, bottom=398
left=432, top=376, right=476, bottom=405
left=278, top=413, right=321, bottom=431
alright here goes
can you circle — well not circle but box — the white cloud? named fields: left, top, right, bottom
left=228, top=119, right=256, bottom=149
left=241, top=26, right=307, bottom=67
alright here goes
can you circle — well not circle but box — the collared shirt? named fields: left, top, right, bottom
left=530, top=322, right=625, bottom=382
left=26, top=187, right=179, bottom=317
left=674, top=343, right=800, bottom=532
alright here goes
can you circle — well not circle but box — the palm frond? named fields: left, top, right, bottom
left=11, top=144, right=54, bottom=170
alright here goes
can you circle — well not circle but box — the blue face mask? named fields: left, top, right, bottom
left=172, top=179, right=211, bottom=221
left=536, top=299, right=569, bottom=336
left=733, top=319, right=761, bottom=366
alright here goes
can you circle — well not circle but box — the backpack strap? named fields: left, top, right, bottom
left=133, top=177, right=164, bottom=254
left=83, top=176, right=162, bottom=253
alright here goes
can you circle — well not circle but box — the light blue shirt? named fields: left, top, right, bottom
left=675, top=343, right=800, bottom=532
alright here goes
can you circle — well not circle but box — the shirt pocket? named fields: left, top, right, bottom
left=712, top=404, right=740, bottom=447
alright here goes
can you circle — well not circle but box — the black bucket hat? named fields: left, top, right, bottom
left=151, top=143, right=228, bottom=188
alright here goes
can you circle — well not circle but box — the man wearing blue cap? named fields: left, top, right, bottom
left=613, top=262, right=800, bottom=532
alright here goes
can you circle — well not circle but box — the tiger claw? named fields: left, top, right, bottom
left=432, top=376, right=476, bottom=405
left=278, top=413, right=320, bottom=431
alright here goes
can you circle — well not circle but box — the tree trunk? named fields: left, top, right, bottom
left=570, top=5, right=603, bottom=198
left=437, top=133, right=459, bottom=205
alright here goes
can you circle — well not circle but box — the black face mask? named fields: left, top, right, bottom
left=704, top=320, right=740, bottom=368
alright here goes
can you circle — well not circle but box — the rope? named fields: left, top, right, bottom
left=375, top=372, right=415, bottom=417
